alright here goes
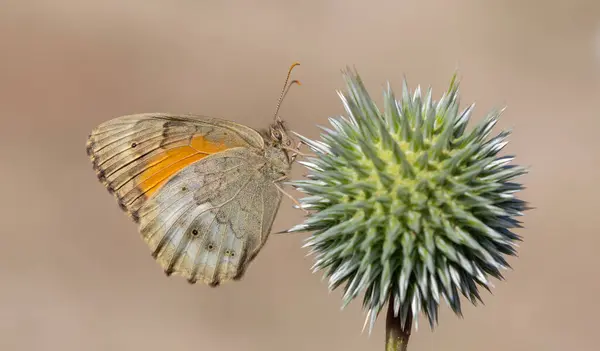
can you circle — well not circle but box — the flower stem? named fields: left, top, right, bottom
left=385, top=295, right=412, bottom=351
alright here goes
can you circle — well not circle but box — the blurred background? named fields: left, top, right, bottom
left=1, top=0, right=598, bottom=350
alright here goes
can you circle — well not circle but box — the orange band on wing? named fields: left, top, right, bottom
left=137, top=136, right=230, bottom=197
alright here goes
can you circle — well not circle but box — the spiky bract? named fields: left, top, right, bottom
left=287, top=69, right=529, bottom=332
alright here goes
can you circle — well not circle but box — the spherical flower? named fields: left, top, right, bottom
left=287, top=69, right=529, bottom=333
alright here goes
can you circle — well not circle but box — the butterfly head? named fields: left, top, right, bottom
left=268, top=119, right=294, bottom=148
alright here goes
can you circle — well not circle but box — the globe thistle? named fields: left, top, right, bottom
left=286, top=69, right=529, bottom=340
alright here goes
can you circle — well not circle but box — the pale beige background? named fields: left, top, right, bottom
left=1, top=1, right=599, bottom=350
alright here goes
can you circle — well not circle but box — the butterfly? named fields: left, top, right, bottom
left=86, top=63, right=306, bottom=287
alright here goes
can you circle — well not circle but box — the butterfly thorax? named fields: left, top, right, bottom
left=256, top=120, right=293, bottom=181
left=262, top=145, right=292, bottom=181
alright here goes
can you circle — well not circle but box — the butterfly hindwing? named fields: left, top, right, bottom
left=136, top=147, right=283, bottom=286
left=86, top=113, right=265, bottom=220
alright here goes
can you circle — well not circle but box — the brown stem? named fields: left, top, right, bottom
left=385, top=295, right=412, bottom=351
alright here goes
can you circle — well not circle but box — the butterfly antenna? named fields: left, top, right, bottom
left=273, top=62, right=301, bottom=122
left=282, top=79, right=301, bottom=102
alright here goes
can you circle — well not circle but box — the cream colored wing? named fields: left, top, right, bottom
left=136, top=147, right=283, bottom=286
left=86, top=113, right=265, bottom=222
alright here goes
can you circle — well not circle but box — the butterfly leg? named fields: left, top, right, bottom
left=289, top=141, right=303, bottom=163
left=285, top=143, right=317, bottom=161
left=273, top=181, right=310, bottom=215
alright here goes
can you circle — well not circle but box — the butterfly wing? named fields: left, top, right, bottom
left=86, top=113, right=265, bottom=221
left=136, top=147, right=283, bottom=286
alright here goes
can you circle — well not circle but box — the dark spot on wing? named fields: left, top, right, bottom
left=131, top=210, right=140, bottom=223
left=233, top=248, right=249, bottom=281
left=85, top=138, right=94, bottom=156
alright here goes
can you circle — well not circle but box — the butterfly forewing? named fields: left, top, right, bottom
left=86, top=113, right=265, bottom=219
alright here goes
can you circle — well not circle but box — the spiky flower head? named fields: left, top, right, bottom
left=287, top=69, right=529, bottom=332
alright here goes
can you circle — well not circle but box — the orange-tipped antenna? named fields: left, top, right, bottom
left=273, top=62, right=301, bottom=121
left=282, top=79, right=301, bottom=101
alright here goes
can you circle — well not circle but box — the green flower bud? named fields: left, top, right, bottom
left=287, top=69, right=529, bottom=334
